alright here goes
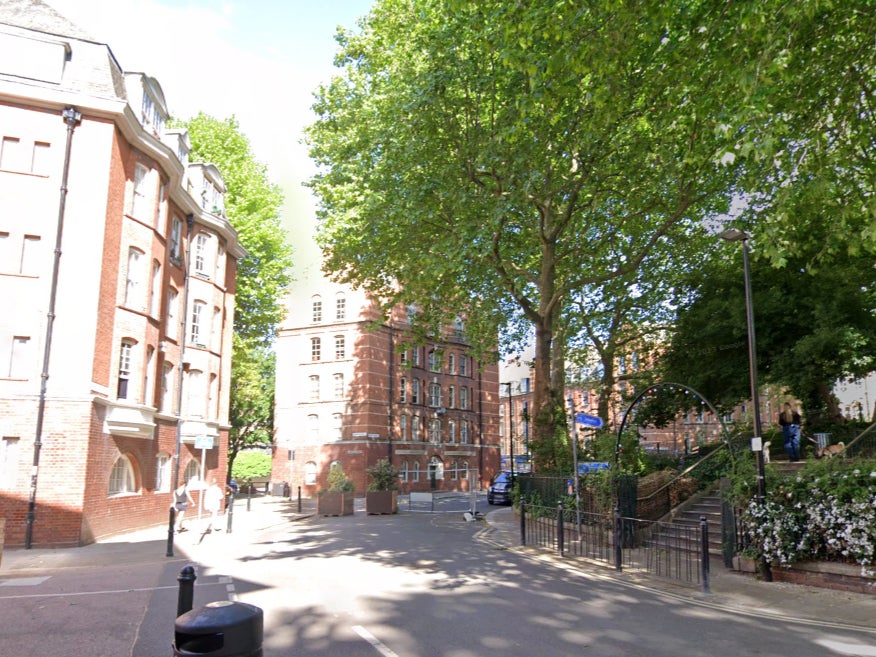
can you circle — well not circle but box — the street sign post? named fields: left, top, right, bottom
left=575, top=413, right=603, bottom=429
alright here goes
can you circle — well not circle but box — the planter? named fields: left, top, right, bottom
left=317, top=492, right=354, bottom=516
left=366, top=490, right=398, bottom=515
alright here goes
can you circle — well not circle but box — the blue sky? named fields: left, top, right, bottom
left=47, top=0, right=375, bottom=273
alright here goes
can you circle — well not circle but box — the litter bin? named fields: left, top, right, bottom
left=174, top=600, right=263, bottom=657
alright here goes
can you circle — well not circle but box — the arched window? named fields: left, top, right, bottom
left=399, top=460, right=409, bottom=483
left=183, top=459, right=201, bottom=487
left=117, top=339, right=136, bottom=400
left=304, top=461, right=317, bottom=485
left=311, top=295, right=323, bottom=323
left=335, top=293, right=346, bottom=321
left=108, top=455, right=137, bottom=496
left=155, top=452, right=172, bottom=492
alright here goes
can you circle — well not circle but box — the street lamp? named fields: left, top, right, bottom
left=719, top=227, right=767, bottom=502
left=504, top=382, right=514, bottom=479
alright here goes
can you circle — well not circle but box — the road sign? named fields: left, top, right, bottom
left=575, top=413, right=603, bottom=428
left=577, top=461, right=610, bottom=474
left=194, top=435, right=214, bottom=450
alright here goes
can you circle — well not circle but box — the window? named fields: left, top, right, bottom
left=132, top=163, right=151, bottom=220
left=399, top=460, right=408, bottom=483
left=335, top=294, right=346, bottom=320
left=335, top=336, right=345, bottom=360
left=460, top=461, right=469, bottom=481
left=169, top=217, right=182, bottom=261
left=460, top=387, right=469, bottom=410
left=399, top=377, right=407, bottom=403
left=428, top=350, right=441, bottom=372
left=448, top=386, right=455, bottom=409
left=117, top=340, right=134, bottom=399
left=460, top=420, right=469, bottom=444
left=149, top=260, right=161, bottom=316
left=400, top=415, right=408, bottom=440
left=161, top=363, right=174, bottom=412
left=311, top=337, right=321, bottom=361
left=450, top=460, right=458, bottom=481
left=31, top=141, right=50, bottom=175
left=194, top=233, right=213, bottom=277
left=499, top=405, right=505, bottom=437
left=411, top=379, right=420, bottom=404
left=143, top=346, right=155, bottom=406
left=1, top=137, right=23, bottom=170
left=459, top=356, right=468, bottom=377
left=212, top=306, right=222, bottom=351
left=7, top=336, right=31, bottom=379
left=412, top=461, right=420, bottom=483
left=108, top=455, right=137, bottom=496
left=448, top=419, right=456, bottom=443
left=312, top=297, right=322, bottom=323
left=155, top=453, right=171, bottom=492
left=400, top=350, right=408, bottom=365
left=309, top=375, right=320, bottom=401
left=0, top=437, right=19, bottom=488
left=412, top=348, right=421, bottom=367
left=208, top=373, right=218, bottom=419
left=411, top=415, right=420, bottom=441
left=166, top=288, right=178, bottom=340
left=333, top=373, right=344, bottom=400
left=448, top=354, right=456, bottom=374
left=191, top=300, right=206, bottom=345
left=308, top=414, right=319, bottom=439
left=183, top=459, right=201, bottom=487
left=304, top=461, right=317, bottom=485
left=332, top=413, right=342, bottom=440
left=187, top=369, right=206, bottom=417
left=429, top=383, right=441, bottom=407
left=157, top=181, right=167, bottom=230
left=20, top=235, right=40, bottom=275
left=429, top=418, right=441, bottom=444
left=125, top=247, right=145, bottom=310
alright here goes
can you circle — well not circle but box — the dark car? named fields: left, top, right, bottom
left=487, top=471, right=514, bottom=505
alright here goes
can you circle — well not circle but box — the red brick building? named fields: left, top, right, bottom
left=273, top=283, right=501, bottom=496
left=0, top=2, right=243, bottom=546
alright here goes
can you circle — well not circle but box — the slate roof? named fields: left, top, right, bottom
left=0, top=0, right=95, bottom=42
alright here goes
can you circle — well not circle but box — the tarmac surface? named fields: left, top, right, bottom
left=1, top=493, right=874, bottom=640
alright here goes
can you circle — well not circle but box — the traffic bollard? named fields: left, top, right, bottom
left=177, top=565, right=197, bottom=617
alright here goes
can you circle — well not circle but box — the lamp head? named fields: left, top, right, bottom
left=718, top=227, right=749, bottom=242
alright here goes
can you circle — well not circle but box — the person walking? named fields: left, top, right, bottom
left=779, top=402, right=802, bottom=461
left=173, top=482, right=195, bottom=532
left=203, top=476, right=224, bottom=532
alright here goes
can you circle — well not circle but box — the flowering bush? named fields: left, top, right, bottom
left=739, top=459, right=876, bottom=576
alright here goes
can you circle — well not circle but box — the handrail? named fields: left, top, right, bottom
left=635, top=443, right=729, bottom=503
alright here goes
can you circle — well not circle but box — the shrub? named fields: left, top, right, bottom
left=366, top=459, right=400, bottom=492
left=324, top=463, right=355, bottom=493
left=231, top=450, right=272, bottom=483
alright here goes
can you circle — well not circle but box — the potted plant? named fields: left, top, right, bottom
left=317, top=463, right=355, bottom=516
left=365, top=459, right=400, bottom=514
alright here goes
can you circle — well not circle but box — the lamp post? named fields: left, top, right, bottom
left=720, top=227, right=771, bottom=580
left=504, top=382, right=514, bottom=479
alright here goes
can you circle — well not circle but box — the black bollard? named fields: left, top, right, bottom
left=177, top=565, right=197, bottom=617
left=166, top=507, right=176, bottom=558
left=614, top=506, right=623, bottom=571
left=557, top=501, right=565, bottom=557
left=226, top=492, right=234, bottom=534
left=297, top=486, right=302, bottom=513
left=520, top=500, right=526, bottom=546
left=700, top=515, right=711, bottom=594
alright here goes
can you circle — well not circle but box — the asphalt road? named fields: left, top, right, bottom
left=2, top=495, right=875, bottom=657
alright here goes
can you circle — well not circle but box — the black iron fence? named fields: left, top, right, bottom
left=519, top=501, right=710, bottom=592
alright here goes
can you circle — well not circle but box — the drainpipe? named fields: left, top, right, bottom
left=166, top=213, right=195, bottom=557
left=387, top=321, right=394, bottom=465
left=25, top=107, right=81, bottom=549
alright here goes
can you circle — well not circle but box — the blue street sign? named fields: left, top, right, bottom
left=575, top=413, right=603, bottom=428
left=578, top=462, right=610, bottom=474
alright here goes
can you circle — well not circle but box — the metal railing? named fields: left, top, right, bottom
left=519, top=501, right=710, bottom=592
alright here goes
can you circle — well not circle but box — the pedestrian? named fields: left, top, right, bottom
left=779, top=402, right=802, bottom=461
left=173, top=482, right=195, bottom=533
left=203, top=476, right=224, bottom=532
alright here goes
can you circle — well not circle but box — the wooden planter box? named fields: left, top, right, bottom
left=317, top=492, right=354, bottom=516
left=366, top=490, right=398, bottom=515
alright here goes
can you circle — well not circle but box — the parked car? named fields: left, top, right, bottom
left=487, top=471, right=515, bottom=505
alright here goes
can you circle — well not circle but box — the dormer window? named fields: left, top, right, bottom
left=141, top=90, right=164, bottom=137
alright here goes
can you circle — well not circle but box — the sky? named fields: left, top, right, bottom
left=45, top=0, right=375, bottom=277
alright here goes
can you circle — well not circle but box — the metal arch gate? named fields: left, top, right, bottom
left=614, top=381, right=735, bottom=467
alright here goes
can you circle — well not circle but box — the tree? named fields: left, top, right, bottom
left=231, top=450, right=272, bottom=485
left=306, top=0, right=768, bottom=471
left=180, top=114, right=293, bottom=475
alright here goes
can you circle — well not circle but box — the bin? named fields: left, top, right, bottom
left=173, top=600, right=263, bottom=657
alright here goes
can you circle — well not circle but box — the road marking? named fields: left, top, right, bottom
left=0, top=576, right=50, bottom=587
left=353, top=625, right=399, bottom=657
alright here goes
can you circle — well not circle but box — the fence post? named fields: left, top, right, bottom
left=700, top=515, right=711, bottom=594
left=520, top=500, right=526, bottom=546
left=614, top=506, right=623, bottom=571
left=557, top=501, right=565, bottom=557
left=298, top=486, right=302, bottom=513
left=177, top=565, right=197, bottom=617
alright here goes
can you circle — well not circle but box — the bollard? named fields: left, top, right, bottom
left=614, top=506, right=623, bottom=571
left=700, top=515, right=711, bottom=594
left=297, top=486, right=302, bottom=513
left=557, top=501, right=564, bottom=557
left=167, top=507, right=177, bottom=558
left=520, top=500, right=526, bottom=546
left=247, top=485, right=252, bottom=512
left=177, top=565, right=197, bottom=618
left=226, top=493, right=234, bottom=534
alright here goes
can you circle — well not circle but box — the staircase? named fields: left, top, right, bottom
left=667, top=492, right=724, bottom=556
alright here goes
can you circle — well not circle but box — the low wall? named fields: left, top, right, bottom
left=734, top=556, right=875, bottom=595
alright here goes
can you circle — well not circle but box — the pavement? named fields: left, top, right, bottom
left=2, top=494, right=874, bottom=637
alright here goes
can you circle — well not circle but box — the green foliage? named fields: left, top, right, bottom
left=366, top=459, right=400, bottom=492
left=325, top=463, right=355, bottom=493
left=230, top=451, right=272, bottom=482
